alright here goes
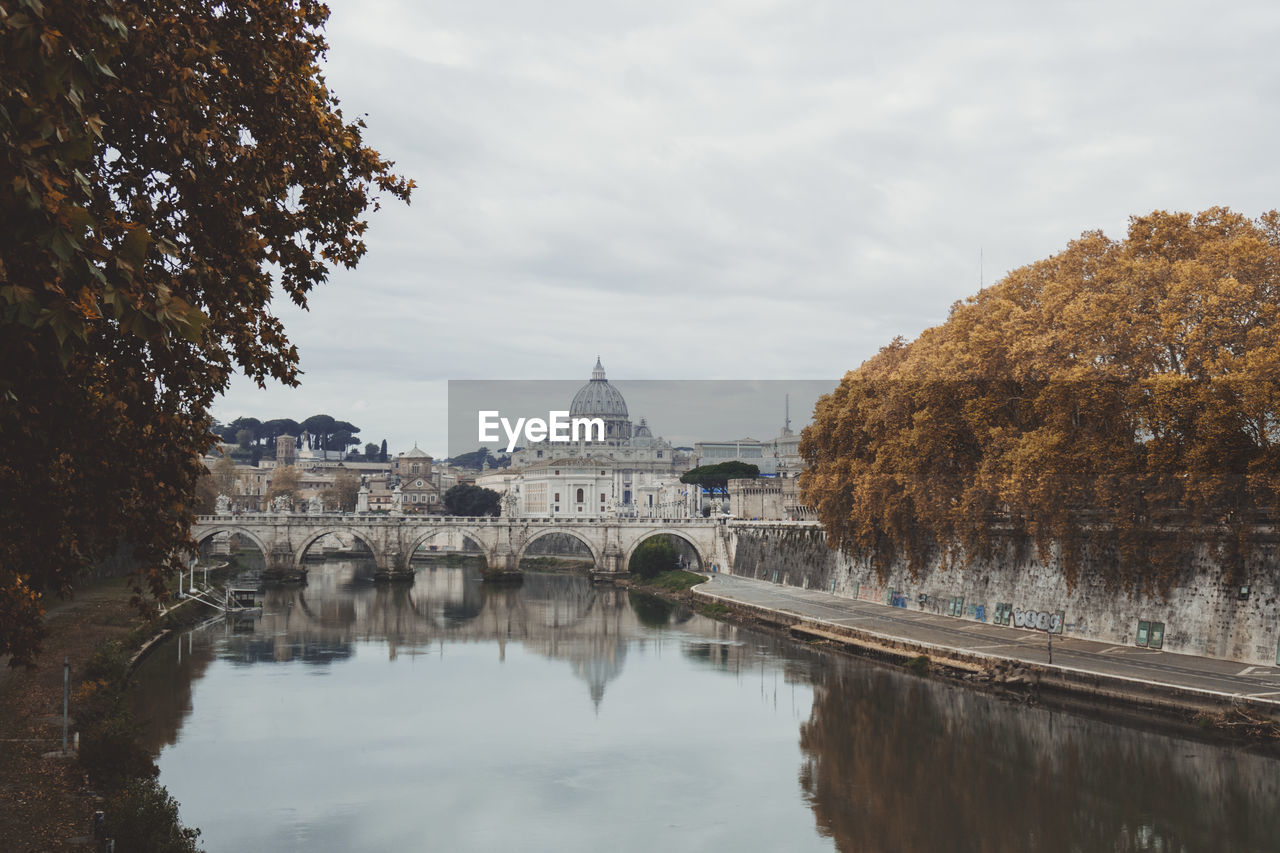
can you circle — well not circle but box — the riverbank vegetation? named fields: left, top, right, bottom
left=802, top=208, right=1280, bottom=590
left=630, top=569, right=707, bottom=593
left=519, top=556, right=595, bottom=572
left=0, top=0, right=412, bottom=666
left=628, top=539, right=681, bottom=578
left=0, top=578, right=205, bottom=849
left=79, top=640, right=203, bottom=851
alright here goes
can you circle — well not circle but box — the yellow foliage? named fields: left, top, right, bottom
left=802, top=208, right=1280, bottom=588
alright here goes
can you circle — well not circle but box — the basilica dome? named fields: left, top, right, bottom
left=570, top=358, right=629, bottom=419
left=569, top=359, right=631, bottom=441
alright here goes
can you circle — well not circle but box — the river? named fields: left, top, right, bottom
left=132, top=558, right=1280, bottom=852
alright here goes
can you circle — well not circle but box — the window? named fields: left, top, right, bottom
left=1149, top=622, right=1165, bottom=649
left=600, top=492, right=606, bottom=503
left=576, top=488, right=584, bottom=502
left=1136, top=620, right=1165, bottom=649
left=411, top=464, right=420, bottom=474
left=554, top=493, right=560, bottom=503
left=657, top=451, right=663, bottom=458
left=537, top=450, right=543, bottom=458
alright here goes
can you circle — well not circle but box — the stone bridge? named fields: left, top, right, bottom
left=191, top=513, right=734, bottom=580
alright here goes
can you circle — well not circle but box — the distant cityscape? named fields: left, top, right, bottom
left=205, top=360, right=812, bottom=521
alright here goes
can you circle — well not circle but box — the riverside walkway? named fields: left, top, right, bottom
left=696, top=573, right=1280, bottom=710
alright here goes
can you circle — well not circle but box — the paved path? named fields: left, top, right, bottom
left=697, top=573, right=1280, bottom=707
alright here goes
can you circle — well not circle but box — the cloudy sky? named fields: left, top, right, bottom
left=213, top=0, right=1280, bottom=456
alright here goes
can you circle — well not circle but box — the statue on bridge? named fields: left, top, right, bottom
left=271, top=495, right=292, bottom=514
left=215, top=493, right=231, bottom=515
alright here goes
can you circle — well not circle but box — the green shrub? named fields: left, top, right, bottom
left=82, top=641, right=130, bottom=684
left=905, top=655, right=931, bottom=676
left=104, top=777, right=202, bottom=853
left=80, top=709, right=157, bottom=786
left=629, top=539, right=680, bottom=579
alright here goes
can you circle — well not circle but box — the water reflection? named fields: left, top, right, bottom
left=134, top=560, right=1280, bottom=853
left=799, top=663, right=1280, bottom=853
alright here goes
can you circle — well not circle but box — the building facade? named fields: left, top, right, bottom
left=393, top=445, right=442, bottom=513
left=504, top=360, right=694, bottom=517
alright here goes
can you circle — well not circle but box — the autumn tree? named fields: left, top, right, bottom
left=194, top=453, right=238, bottom=513
left=264, top=466, right=301, bottom=509
left=193, top=471, right=220, bottom=515
left=801, top=208, right=1280, bottom=590
left=210, top=454, right=238, bottom=496
left=0, top=0, right=412, bottom=665
left=323, top=469, right=361, bottom=512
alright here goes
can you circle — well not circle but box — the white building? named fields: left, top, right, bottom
left=504, top=360, right=694, bottom=517
left=693, top=437, right=772, bottom=472
left=517, top=458, right=616, bottom=517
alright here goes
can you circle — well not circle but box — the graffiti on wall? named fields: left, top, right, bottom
left=855, top=584, right=883, bottom=604
left=1012, top=608, right=1064, bottom=634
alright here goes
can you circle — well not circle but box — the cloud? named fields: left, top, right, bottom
left=214, top=0, right=1280, bottom=455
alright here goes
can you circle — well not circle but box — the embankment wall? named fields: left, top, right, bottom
left=729, top=523, right=1280, bottom=665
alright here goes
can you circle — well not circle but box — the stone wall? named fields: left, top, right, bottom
left=729, top=524, right=1280, bottom=666
left=727, top=477, right=813, bottom=521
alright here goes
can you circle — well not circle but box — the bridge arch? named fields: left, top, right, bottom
left=515, top=527, right=602, bottom=572
left=191, top=525, right=271, bottom=559
left=292, top=527, right=381, bottom=569
left=622, top=528, right=707, bottom=573
left=405, top=526, right=493, bottom=565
